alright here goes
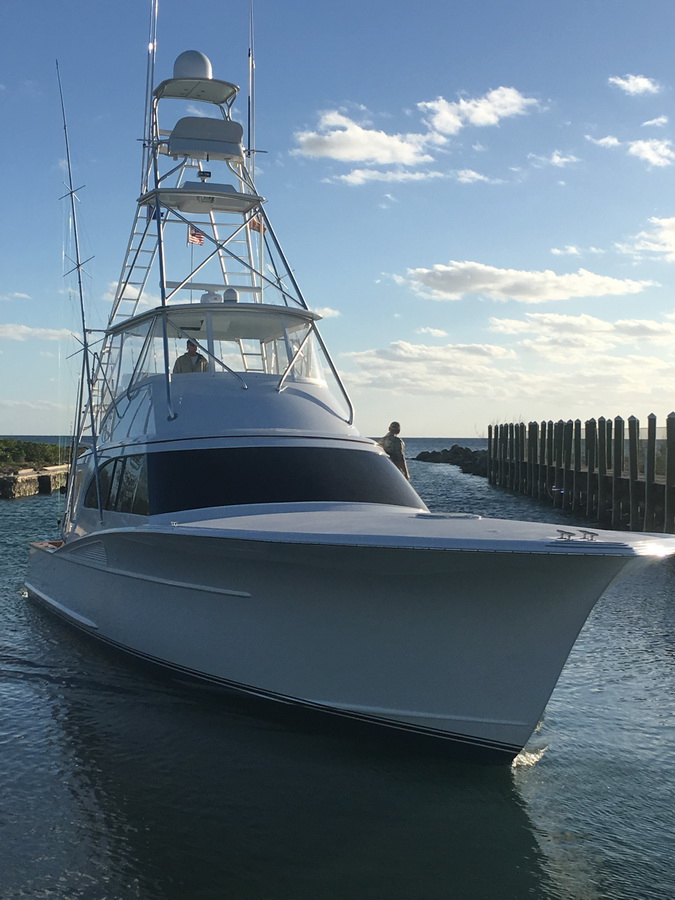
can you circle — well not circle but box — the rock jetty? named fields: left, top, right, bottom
left=0, top=465, right=69, bottom=500
left=414, top=444, right=487, bottom=477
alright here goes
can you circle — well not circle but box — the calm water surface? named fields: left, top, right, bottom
left=1, top=438, right=674, bottom=899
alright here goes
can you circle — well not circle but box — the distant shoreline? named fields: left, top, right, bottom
left=1, top=435, right=71, bottom=444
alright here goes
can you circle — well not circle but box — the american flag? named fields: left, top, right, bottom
left=188, top=225, right=205, bottom=246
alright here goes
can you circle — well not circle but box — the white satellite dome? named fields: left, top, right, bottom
left=173, top=51, right=213, bottom=80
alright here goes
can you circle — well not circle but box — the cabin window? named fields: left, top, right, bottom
left=118, top=454, right=150, bottom=514
left=148, top=446, right=422, bottom=513
left=84, top=447, right=422, bottom=515
left=84, top=459, right=115, bottom=510
left=83, top=454, right=149, bottom=515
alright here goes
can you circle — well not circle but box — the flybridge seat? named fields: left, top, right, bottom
left=166, top=117, right=244, bottom=162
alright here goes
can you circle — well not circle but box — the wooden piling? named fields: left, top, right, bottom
left=538, top=420, right=547, bottom=500
left=487, top=425, right=494, bottom=484
left=628, top=416, right=641, bottom=531
left=665, top=412, right=675, bottom=533
left=487, top=412, right=675, bottom=532
left=571, top=420, right=582, bottom=511
left=644, top=414, right=657, bottom=532
left=508, top=423, right=515, bottom=490
left=561, top=420, right=572, bottom=509
left=597, top=416, right=608, bottom=524
left=527, top=422, right=536, bottom=497
left=611, top=416, right=624, bottom=529
left=585, top=418, right=597, bottom=519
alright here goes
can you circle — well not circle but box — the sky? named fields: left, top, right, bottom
left=3, top=0, right=675, bottom=438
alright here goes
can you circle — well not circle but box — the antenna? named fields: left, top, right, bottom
left=141, top=0, right=160, bottom=193
left=56, top=60, right=103, bottom=526
left=247, top=0, right=256, bottom=179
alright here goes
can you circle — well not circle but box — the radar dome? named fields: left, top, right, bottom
left=173, top=51, right=213, bottom=80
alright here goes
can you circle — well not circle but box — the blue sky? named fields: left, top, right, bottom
left=3, top=0, right=675, bottom=437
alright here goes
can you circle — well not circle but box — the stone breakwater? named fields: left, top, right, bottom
left=0, top=465, right=68, bottom=500
left=414, top=445, right=487, bottom=477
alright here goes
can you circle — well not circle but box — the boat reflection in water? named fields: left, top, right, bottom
left=18, top=627, right=552, bottom=900
left=25, top=44, right=675, bottom=762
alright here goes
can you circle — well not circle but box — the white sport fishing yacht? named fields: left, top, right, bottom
left=26, top=47, right=675, bottom=762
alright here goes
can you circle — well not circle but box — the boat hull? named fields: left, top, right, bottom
left=25, top=530, right=637, bottom=761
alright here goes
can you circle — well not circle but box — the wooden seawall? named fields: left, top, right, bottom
left=487, top=414, right=675, bottom=533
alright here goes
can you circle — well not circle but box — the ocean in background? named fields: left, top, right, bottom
left=1, top=438, right=674, bottom=899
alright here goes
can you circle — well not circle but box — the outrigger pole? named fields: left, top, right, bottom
left=142, top=0, right=177, bottom=420
left=55, top=61, right=103, bottom=525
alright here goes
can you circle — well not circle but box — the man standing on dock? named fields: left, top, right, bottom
left=380, top=421, right=410, bottom=480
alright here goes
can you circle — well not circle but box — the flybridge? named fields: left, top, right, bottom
left=79, top=49, right=353, bottom=441
left=107, top=50, right=305, bottom=330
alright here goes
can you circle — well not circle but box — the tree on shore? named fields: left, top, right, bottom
left=0, top=440, right=65, bottom=473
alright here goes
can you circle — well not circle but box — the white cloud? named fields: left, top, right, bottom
left=0, top=292, right=31, bottom=301
left=102, top=282, right=161, bottom=307
left=608, top=74, right=661, bottom=95
left=342, top=340, right=517, bottom=396
left=186, top=104, right=211, bottom=117
left=396, top=260, right=654, bottom=303
left=0, top=324, right=73, bottom=341
left=528, top=150, right=580, bottom=167
left=585, top=134, right=620, bottom=147
left=627, top=139, right=675, bottom=167
left=453, top=168, right=494, bottom=184
left=551, top=245, right=605, bottom=256
left=585, top=133, right=674, bottom=168
left=483, top=312, right=675, bottom=384
left=491, top=311, right=675, bottom=337
left=416, top=326, right=448, bottom=337
left=489, top=312, right=675, bottom=359
left=643, top=115, right=668, bottom=127
left=378, top=192, right=398, bottom=209
left=419, top=87, right=539, bottom=135
left=313, top=306, right=341, bottom=318
left=331, top=168, right=446, bottom=186
left=0, top=398, right=63, bottom=411
left=617, top=216, right=675, bottom=261
left=491, top=312, right=612, bottom=336
left=347, top=340, right=515, bottom=364
left=295, top=87, right=537, bottom=186
left=293, top=111, right=437, bottom=166
left=341, top=313, right=675, bottom=410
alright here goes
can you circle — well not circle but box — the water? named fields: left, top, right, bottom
left=1, top=439, right=674, bottom=899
